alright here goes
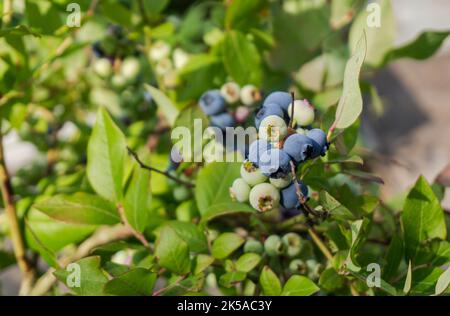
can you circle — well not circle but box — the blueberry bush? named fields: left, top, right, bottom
left=0, top=0, right=449, bottom=296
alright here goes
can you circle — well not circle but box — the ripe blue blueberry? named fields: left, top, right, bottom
left=210, top=112, right=236, bottom=131
left=248, top=139, right=272, bottom=166
left=263, top=91, right=293, bottom=112
left=199, top=90, right=226, bottom=115
left=259, top=148, right=291, bottom=176
left=254, top=103, right=285, bottom=129
left=306, top=128, right=328, bottom=158
left=280, top=181, right=308, bottom=209
left=283, top=134, right=314, bottom=163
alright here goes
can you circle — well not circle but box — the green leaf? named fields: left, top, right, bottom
left=99, top=1, right=133, bottom=28
left=260, top=266, right=282, bottom=296
left=347, top=267, right=397, bottom=296
left=162, top=274, right=205, bottom=296
left=282, top=275, right=320, bottom=296
left=54, top=257, right=108, bottom=296
left=33, top=192, right=120, bottom=225
left=435, top=267, right=450, bottom=296
left=219, top=271, right=247, bottom=288
left=196, top=162, right=254, bottom=223
left=193, top=254, right=215, bottom=275
left=87, top=108, right=126, bottom=203
left=0, top=25, right=41, bottom=38
left=334, top=32, right=367, bottom=129
left=124, top=166, right=151, bottom=232
left=381, top=31, right=450, bottom=67
left=349, top=0, right=395, bottom=67
left=25, top=209, right=96, bottom=252
left=162, top=221, right=208, bottom=253
left=104, top=268, right=157, bottom=296
left=319, top=268, right=345, bottom=292
left=235, top=253, right=261, bottom=273
left=383, top=234, right=404, bottom=281
left=225, top=0, right=266, bottom=30
left=403, top=260, right=412, bottom=294
left=144, top=84, right=179, bottom=126
left=222, top=30, right=262, bottom=85
left=155, top=225, right=191, bottom=275
left=212, top=233, right=244, bottom=259
left=402, top=176, right=447, bottom=263
left=319, top=190, right=356, bottom=221
left=346, top=218, right=371, bottom=268
left=25, top=221, right=59, bottom=269
left=173, top=104, right=209, bottom=162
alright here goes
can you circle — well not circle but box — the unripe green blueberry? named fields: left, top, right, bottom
left=203, top=28, right=224, bottom=46
left=240, top=160, right=267, bottom=186
left=264, top=235, right=284, bottom=257
left=173, top=48, right=190, bottom=69
left=258, top=115, right=288, bottom=143
left=121, top=57, right=140, bottom=80
left=230, top=178, right=251, bottom=202
left=243, top=239, right=264, bottom=254
left=163, top=70, right=179, bottom=88
left=111, top=74, right=127, bottom=89
left=155, top=58, right=173, bottom=76
left=240, top=84, right=261, bottom=106
left=93, top=58, right=112, bottom=78
left=149, top=40, right=171, bottom=61
left=269, top=175, right=291, bottom=189
left=282, top=233, right=302, bottom=258
left=220, top=82, right=241, bottom=104
left=287, top=99, right=315, bottom=127
left=249, top=183, right=280, bottom=212
left=289, top=259, right=307, bottom=274
left=173, top=185, right=191, bottom=201
left=306, top=259, right=324, bottom=280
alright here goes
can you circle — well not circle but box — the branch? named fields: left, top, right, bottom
left=0, top=126, right=34, bottom=295
left=29, top=225, right=133, bottom=296
left=127, top=147, right=195, bottom=188
left=117, top=204, right=151, bottom=249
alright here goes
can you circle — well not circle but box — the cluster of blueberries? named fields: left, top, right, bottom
left=243, top=233, right=323, bottom=280
left=229, top=91, right=329, bottom=214
left=198, top=83, right=261, bottom=130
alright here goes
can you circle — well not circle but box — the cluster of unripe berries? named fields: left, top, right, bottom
left=243, top=233, right=323, bottom=280
left=230, top=91, right=329, bottom=213
left=198, top=83, right=262, bottom=130
left=148, top=40, right=190, bottom=88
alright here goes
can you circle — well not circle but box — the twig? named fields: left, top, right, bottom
left=308, top=228, right=333, bottom=261
left=152, top=275, right=187, bottom=296
left=127, top=147, right=195, bottom=188
left=117, top=204, right=151, bottom=249
left=29, top=225, right=133, bottom=296
left=327, top=122, right=336, bottom=142
left=0, top=125, right=34, bottom=295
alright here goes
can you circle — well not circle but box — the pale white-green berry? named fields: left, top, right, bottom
left=155, top=58, right=173, bottom=76
left=288, top=99, right=315, bottom=127
left=282, top=233, right=302, bottom=258
left=220, top=82, right=241, bottom=104
left=111, top=74, right=127, bottom=89
left=229, top=178, right=251, bottom=202
left=203, top=28, right=224, bottom=46
left=240, top=84, right=261, bottom=106
left=93, top=58, right=112, bottom=78
left=163, top=70, right=179, bottom=88
left=249, top=183, right=280, bottom=212
left=173, top=48, right=190, bottom=69
left=120, top=57, right=140, bottom=80
left=240, top=160, right=267, bottom=186
left=269, top=175, right=291, bottom=189
left=149, top=40, right=171, bottom=61
left=258, top=115, right=288, bottom=143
